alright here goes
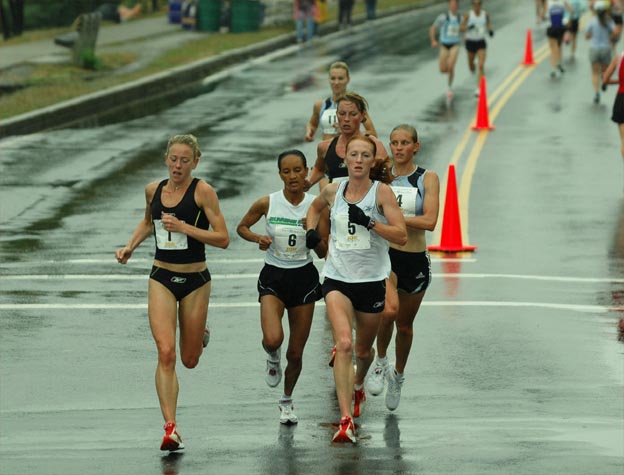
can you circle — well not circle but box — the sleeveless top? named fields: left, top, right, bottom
left=323, top=180, right=390, bottom=283
left=390, top=166, right=426, bottom=218
left=435, top=11, right=462, bottom=44
left=324, top=136, right=349, bottom=183
left=150, top=178, right=209, bottom=264
left=264, top=191, right=316, bottom=269
left=465, top=9, right=487, bottom=40
left=547, top=0, right=566, bottom=28
left=319, top=97, right=339, bottom=136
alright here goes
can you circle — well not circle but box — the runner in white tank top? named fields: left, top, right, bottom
left=306, top=135, right=406, bottom=443
left=460, top=0, right=494, bottom=96
left=237, top=149, right=329, bottom=425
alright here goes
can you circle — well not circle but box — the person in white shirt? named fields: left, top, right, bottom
left=305, top=135, right=406, bottom=443
left=237, top=149, right=329, bottom=425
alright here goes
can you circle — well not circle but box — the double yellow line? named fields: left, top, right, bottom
left=433, top=41, right=550, bottom=248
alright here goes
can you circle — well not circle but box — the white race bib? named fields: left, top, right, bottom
left=392, top=186, right=418, bottom=217
left=446, top=24, right=460, bottom=37
left=154, top=219, right=188, bottom=250
left=272, top=224, right=307, bottom=261
left=334, top=213, right=371, bottom=250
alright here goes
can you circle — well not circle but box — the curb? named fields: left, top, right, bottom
left=0, top=2, right=441, bottom=138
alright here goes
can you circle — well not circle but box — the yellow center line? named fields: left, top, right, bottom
left=432, top=41, right=549, bottom=247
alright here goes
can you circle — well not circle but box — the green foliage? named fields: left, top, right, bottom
left=80, top=48, right=101, bottom=69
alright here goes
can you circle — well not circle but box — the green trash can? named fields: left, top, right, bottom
left=197, top=0, right=222, bottom=32
left=230, top=0, right=261, bottom=33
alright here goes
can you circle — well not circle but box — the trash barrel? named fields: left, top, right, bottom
left=169, top=0, right=183, bottom=23
left=230, top=0, right=261, bottom=33
left=197, top=0, right=222, bottom=32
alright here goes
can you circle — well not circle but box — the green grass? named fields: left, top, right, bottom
left=0, top=0, right=430, bottom=120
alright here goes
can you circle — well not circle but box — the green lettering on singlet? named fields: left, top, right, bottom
left=268, top=217, right=301, bottom=226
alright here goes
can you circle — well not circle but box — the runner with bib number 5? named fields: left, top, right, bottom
left=305, top=135, right=406, bottom=443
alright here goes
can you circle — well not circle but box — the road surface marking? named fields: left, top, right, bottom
left=0, top=301, right=621, bottom=313
left=1, top=273, right=621, bottom=283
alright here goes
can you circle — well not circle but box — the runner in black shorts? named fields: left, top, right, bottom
left=461, top=1, right=494, bottom=96
left=115, top=134, right=230, bottom=452
left=366, top=124, right=440, bottom=412
left=237, top=149, right=328, bottom=425
left=602, top=51, right=624, bottom=159
left=306, top=134, right=406, bottom=443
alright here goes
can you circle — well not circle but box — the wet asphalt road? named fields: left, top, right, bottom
left=1, top=1, right=623, bottom=474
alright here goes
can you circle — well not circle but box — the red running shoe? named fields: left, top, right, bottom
left=332, top=416, right=356, bottom=443
left=353, top=386, right=366, bottom=418
left=160, top=422, right=185, bottom=451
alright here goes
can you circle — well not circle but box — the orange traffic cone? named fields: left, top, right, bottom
left=521, top=28, right=535, bottom=66
left=428, top=164, right=477, bottom=252
left=471, top=76, right=495, bottom=131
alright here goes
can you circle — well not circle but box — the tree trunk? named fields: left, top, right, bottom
left=7, top=0, right=23, bottom=36
left=0, top=0, right=11, bottom=40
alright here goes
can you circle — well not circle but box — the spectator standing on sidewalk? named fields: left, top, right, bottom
left=338, top=0, right=354, bottom=29
left=294, top=0, right=315, bottom=42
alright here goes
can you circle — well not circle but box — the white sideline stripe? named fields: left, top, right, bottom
left=1, top=273, right=622, bottom=283
left=0, top=274, right=259, bottom=280
left=0, top=301, right=621, bottom=313
left=0, top=257, right=477, bottom=266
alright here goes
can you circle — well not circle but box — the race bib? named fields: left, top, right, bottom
left=154, top=219, right=188, bottom=250
left=273, top=224, right=307, bottom=261
left=322, top=111, right=338, bottom=133
left=392, top=186, right=418, bottom=217
left=334, top=213, right=371, bottom=250
left=446, top=24, right=460, bottom=37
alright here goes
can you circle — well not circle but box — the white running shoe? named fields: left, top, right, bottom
left=367, top=359, right=388, bottom=396
left=265, top=348, right=282, bottom=388
left=385, top=365, right=405, bottom=411
left=278, top=399, right=298, bottom=425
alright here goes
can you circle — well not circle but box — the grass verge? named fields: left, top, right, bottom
left=0, top=0, right=429, bottom=121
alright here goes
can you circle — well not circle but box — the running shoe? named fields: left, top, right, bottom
left=557, top=64, right=565, bottom=74
left=332, top=416, right=356, bottom=443
left=593, top=92, right=600, bottom=104
left=353, top=386, right=366, bottom=418
left=367, top=359, right=388, bottom=396
left=278, top=398, right=298, bottom=425
left=202, top=327, right=210, bottom=348
left=385, top=365, right=405, bottom=411
left=328, top=345, right=336, bottom=367
left=550, top=70, right=558, bottom=79
left=474, top=87, right=480, bottom=97
left=160, top=422, right=184, bottom=451
left=265, top=348, right=282, bottom=387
